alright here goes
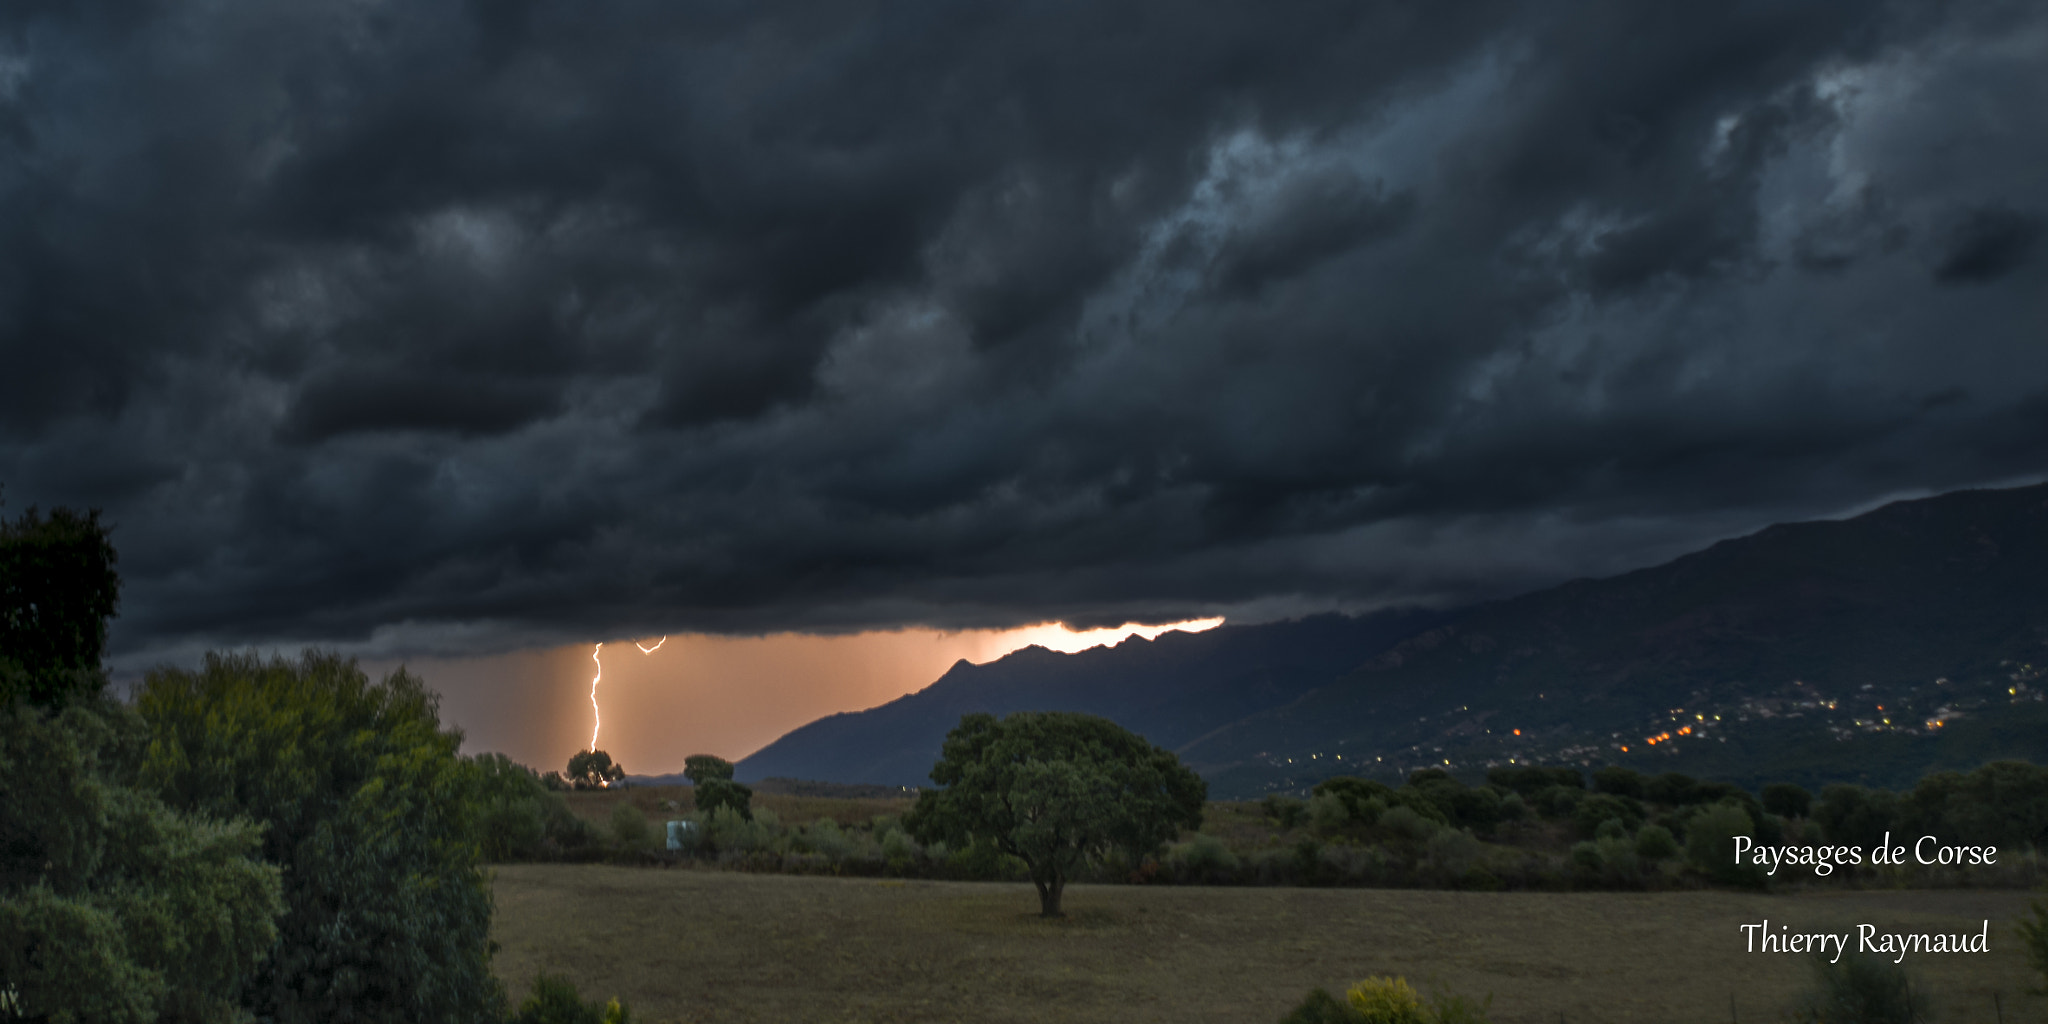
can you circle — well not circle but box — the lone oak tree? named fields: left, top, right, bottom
left=906, top=711, right=1205, bottom=917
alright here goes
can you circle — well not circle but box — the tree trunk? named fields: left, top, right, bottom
left=1034, top=874, right=1066, bottom=918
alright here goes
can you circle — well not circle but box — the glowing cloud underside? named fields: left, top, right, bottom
left=990, top=617, right=1225, bottom=656
left=589, top=636, right=667, bottom=752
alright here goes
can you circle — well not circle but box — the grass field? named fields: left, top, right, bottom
left=491, top=864, right=2046, bottom=1024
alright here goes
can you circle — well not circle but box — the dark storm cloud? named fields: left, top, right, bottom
left=0, top=0, right=2044, bottom=664
left=1934, top=204, right=2043, bottom=285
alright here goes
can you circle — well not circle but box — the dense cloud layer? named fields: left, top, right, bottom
left=1, top=1, right=2043, bottom=664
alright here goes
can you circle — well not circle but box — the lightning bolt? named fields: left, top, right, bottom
left=588, top=643, right=605, bottom=753
left=588, top=636, right=669, bottom=755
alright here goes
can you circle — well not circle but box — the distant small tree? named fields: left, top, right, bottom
left=568, top=749, right=625, bottom=790
left=683, top=754, right=734, bottom=783
left=906, top=711, right=1205, bottom=917
left=683, top=753, right=751, bottom=820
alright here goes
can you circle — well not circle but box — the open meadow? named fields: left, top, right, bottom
left=490, top=864, right=2045, bottom=1024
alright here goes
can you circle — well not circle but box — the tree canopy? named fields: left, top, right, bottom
left=683, top=754, right=734, bottom=783
left=0, top=504, right=119, bottom=708
left=138, top=652, right=503, bottom=1023
left=906, top=711, right=1205, bottom=917
left=0, top=699, right=285, bottom=1023
left=0, top=502, right=285, bottom=1023
left=568, top=748, right=625, bottom=789
left=683, top=754, right=752, bottom=820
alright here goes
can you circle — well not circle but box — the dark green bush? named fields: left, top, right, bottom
left=1788, top=953, right=1928, bottom=1023
left=1685, top=803, right=1766, bottom=887
left=1573, top=793, right=1644, bottom=838
left=694, top=777, right=753, bottom=820
left=2019, top=895, right=2048, bottom=994
left=1898, top=761, right=2048, bottom=851
left=473, top=753, right=585, bottom=861
left=1762, top=782, right=1813, bottom=818
left=1814, top=784, right=1902, bottom=848
left=1315, top=777, right=1396, bottom=820
left=944, top=836, right=1028, bottom=881
left=1532, top=784, right=1585, bottom=819
left=1645, top=771, right=1700, bottom=805
left=1263, top=794, right=1309, bottom=829
left=1407, top=777, right=1467, bottom=822
left=1277, top=979, right=1493, bottom=1024
left=1634, top=823, right=1679, bottom=860
left=1485, top=765, right=1583, bottom=797
left=1389, top=788, right=1451, bottom=826
left=514, top=973, right=631, bottom=1024
left=610, top=802, right=651, bottom=850
left=1279, top=987, right=1361, bottom=1024
left=1495, top=792, right=1529, bottom=822
left=1310, top=791, right=1355, bottom=833
left=1169, top=833, right=1240, bottom=883
left=1592, top=765, right=1646, bottom=799
left=1691, top=781, right=1749, bottom=806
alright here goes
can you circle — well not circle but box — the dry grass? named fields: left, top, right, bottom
left=491, top=864, right=2046, bottom=1024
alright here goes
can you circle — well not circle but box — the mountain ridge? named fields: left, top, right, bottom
left=737, top=482, right=2048, bottom=796
left=734, top=609, right=1446, bottom=786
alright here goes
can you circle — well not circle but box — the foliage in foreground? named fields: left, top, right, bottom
left=0, top=700, right=285, bottom=1023
left=2020, top=894, right=2048, bottom=994
left=0, top=505, right=119, bottom=709
left=906, top=711, right=1206, bottom=916
left=512, top=973, right=632, bottom=1024
left=1787, top=952, right=1930, bottom=1024
left=139, top=651, right=504, bottom=1023
left=1278, top=976, right=1492, bottom=1024
left=474, top=752, right=607, bottom=861
left=0, top=502, right=286, bottom=1023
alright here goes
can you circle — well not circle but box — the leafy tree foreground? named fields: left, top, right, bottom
left=1, top=503, right=286, bottom=1023
left=138, top=652, right=505, bottom=1023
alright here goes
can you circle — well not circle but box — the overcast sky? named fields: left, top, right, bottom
left=3, top=1, right=2044, bottom=673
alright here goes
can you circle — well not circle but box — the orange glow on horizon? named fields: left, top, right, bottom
left=408, top=616, right=1227, bottom=777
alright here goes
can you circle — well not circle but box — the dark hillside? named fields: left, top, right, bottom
left=1185, top=482, right=2048, bottom=793
left=735, top=609, right=1445, bottom=787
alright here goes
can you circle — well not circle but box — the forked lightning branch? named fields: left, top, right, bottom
left=589, top=637, right=666, bottom=752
